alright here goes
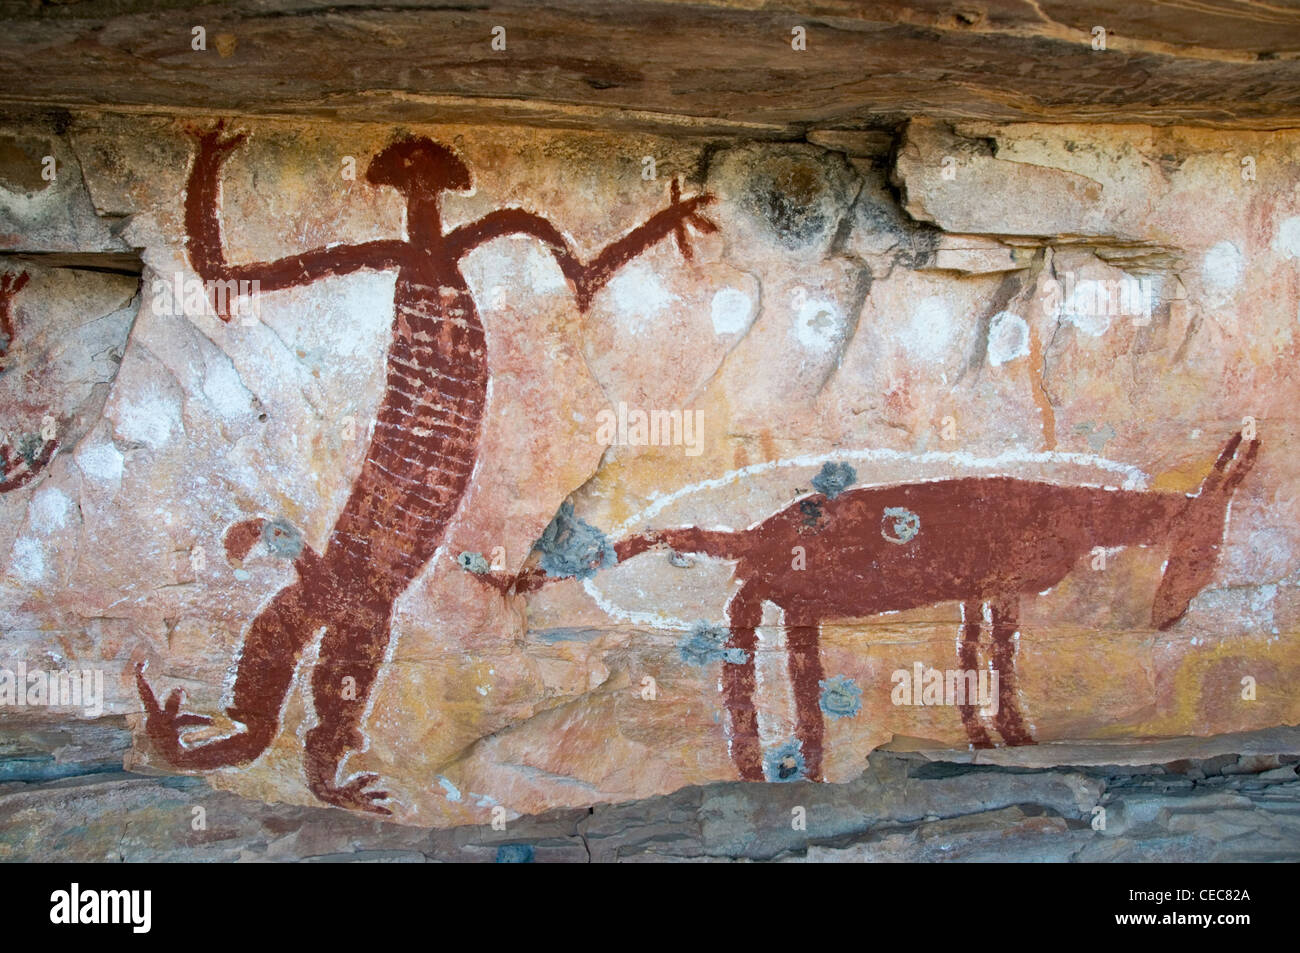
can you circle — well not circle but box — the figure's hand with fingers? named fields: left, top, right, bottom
left=667, top=178, right=718, bottom=261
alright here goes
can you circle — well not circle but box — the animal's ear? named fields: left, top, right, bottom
left=1221, top=437, right=1260, bottom=495
left=1200, top=431, right=1259, bottom=497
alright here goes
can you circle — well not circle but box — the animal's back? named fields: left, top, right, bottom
left=744, top=477, right=1113, bottom=617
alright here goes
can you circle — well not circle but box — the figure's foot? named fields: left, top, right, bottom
left=304, top=725, right=392, bottom=815
left=135, top=661, right=215, bottom=759
left=995, top=709, right=1036, bottom=746
left=960, top=709, right=995, bottom=749
left=308, top=772, right=392, bottom=816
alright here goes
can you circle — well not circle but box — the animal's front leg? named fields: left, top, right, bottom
left=785, top=622, right=826, bottom=781
left=958, top=600, right=995, bottom=748
left=990, top=596, right=1035, bottom=746
left=303, top=603, right=396, bottom=815
left=723, top=582, right=765, bottom=781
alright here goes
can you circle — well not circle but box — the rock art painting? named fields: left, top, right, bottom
left=499, top=433, right=1258, bottom=782
left=4, top=114, right=1295, bottom=828
left=0, top=271, right=57, bottom=492
left=134, top=123, right=717, bottom=813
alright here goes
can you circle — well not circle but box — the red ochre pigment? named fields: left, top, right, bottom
left=0, top=270, right=59, bottom=492
left=136, top=123, right=716, bottom=813
left=512, top=432, right=1258, bottom=782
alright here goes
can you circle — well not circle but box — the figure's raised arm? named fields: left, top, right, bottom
left=445, top=179, right=716, bottom=311
left=184, top=123, right=408, bottom=319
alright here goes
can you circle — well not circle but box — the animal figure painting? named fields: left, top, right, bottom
left=496, top=431, right=1259, bottom=783
left=135, top=123, right=717, bottom=812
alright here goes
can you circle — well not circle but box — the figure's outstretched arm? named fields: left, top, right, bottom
left=446, top=179, right=716, bottom=311
left=184, top=123, right=409, bottom=319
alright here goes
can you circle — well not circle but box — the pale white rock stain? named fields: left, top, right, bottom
left=793, top=296, right=842, bottom=352
left=75, top=441, right=124, bottom=484
left=112, top=388, right=181, bottom=450
left=28, top=487, right=71, bottom=533
left=1201, top=240, right=1244, bottom=306
left=900, top=295, right=958, bottom=361
left=604, top=260, right=678, bottom=334
left=8, top=537, right=46, bottom=583
left=1273, top=215, right=1300, bottom=260
left=710, top=287, right=754, bottom=335
left=987, top=310, right=1030, bottom=366
left=1060, top=280, right=1112, bottom=337
left=202, top=359, right=254, bottom=420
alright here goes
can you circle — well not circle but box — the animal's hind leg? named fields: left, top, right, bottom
left=303, top=600, right=396, bottom=814
left=958, top=601, right=994, bottom=749
left=785, top=620, right=826, bottom=781
left=723, top=581, right=765, bottom=781
left=990, top=596, right=1035, bottom=746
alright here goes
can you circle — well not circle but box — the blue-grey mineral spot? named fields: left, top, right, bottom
left=766, top=739, right=807, bottom=782
left=812, top=461, right=856, bottom=499
left=679, top=621, right=748, bottom=667
left=534, top=501, right=616, bottom=579
left=457, top=551, right=489, bottom=574
left=819, top=675, right=862, bottom=720
left=261, top=518, right=304, bottom=559
left=881, top=506, right=920, bottom=544
left=495, top=844, right=534, bottom=863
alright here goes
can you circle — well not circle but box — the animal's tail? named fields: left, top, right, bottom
left=613, top=527, right=746, bottom=562
left=462, top=524, right=747, bottom=597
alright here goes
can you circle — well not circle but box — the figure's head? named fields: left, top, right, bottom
left=1151, top=430, right=1260, bottom=630
left=366, top=136, right=471, bottom=195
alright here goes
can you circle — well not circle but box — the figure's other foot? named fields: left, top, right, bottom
left=135, top=661, right=215, bottom=761
left=304, top=726, right=392, bottom=815
left=994, top=707, right=1036, bottom=746
left=307, top=772, right=392, bottom=816
left=960, top=708, right=996, bottom=749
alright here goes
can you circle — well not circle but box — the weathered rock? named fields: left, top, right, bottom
left=0, top=103, right=1296, bottom=839
left=3, top=2, right=1300, bottom=133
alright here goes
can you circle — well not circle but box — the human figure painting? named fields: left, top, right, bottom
left=136, top=124, right=717, bottom=813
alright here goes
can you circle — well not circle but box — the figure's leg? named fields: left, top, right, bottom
left=785, top=621, right=826, bottom=781
left=303, top=599, right=396, bottom=814
left=723, top=581, right=765, bottom=781
left=958, top=600, right=994, bottom=749
left=136, top=574, right=321, bottom=768
left=990, top=595, right=1035, bottom=746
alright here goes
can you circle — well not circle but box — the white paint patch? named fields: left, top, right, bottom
left=1201, top=240, right=1244, bottom=304
left=114, top=388, right=181, bottom=450
left=324, top=273, right=397, bottom=357
left=793, top=296, right=843, bottom=352
left=202, top=359, right=253, bottom=420
left=711, top=287, right=754, bottom=335
left=28, top=487, right=71, bottom=533
left=1061, top=280, right=1112, bottom=337
left=9, top=537, right=46, bottom=583
left=525, top=243, right=568, bottom=294
left=75, top=440, right=124, bottom=484
left=987, top=310, right=1029, bottom=365
left=1274, top=215, right=1300, bottom=260
left=900, top=295, right=958, bottom=361
left=436, top=776, right=462, bottom=802
left=605, top=260, right=678, bottom=333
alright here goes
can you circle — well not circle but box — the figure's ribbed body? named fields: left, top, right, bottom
left=328, top=276, right=486, bottom=597
left=136, top=127, right=717, bottom=812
